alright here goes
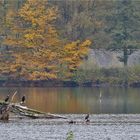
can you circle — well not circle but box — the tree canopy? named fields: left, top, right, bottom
left=0, top=0, right=140, bottom=81
left=0, top=0, right=91, bottom=80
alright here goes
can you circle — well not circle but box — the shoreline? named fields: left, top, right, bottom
left=0, top=80, right=139, bottom=88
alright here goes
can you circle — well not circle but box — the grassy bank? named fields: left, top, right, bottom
left=0, top=65, right=140, bottom=87
left=72, top=65, right=140, bottom=87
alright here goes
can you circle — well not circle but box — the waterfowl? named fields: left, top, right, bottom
left=21, top=95, right=26, bottom=103
left=85, top=114, right=90, bottom=122
left=4, top=95, right=10, bottom=102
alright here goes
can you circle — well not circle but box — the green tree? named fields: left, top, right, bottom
left=52, top=0, right=115, bottom=49
left=105, top=0, right=140, bottom=66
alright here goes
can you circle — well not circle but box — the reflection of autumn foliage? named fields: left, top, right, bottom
left=23, top=88, right=58, bottom=112
left=1, top=88, right=140, bottom=113
left=24, top=89, right=77, bottom=113
left=30, top=89, right=80, bottom=113
left=1, top=0, right=92, bottom=80
left=0, top=88, right=89, bottom=113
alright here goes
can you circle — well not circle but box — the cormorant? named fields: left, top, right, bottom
left=85, top=114, right=90, bottom=122
left=21, top=95, right=26, bottom=103
left=4, top=95, right=10, bottom=102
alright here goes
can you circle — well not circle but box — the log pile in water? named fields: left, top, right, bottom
left=0, top=100, right=67, bottom=120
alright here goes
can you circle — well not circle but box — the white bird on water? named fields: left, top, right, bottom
left=99, top=91, right=102, bottom=103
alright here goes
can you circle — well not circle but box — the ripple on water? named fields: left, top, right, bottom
left=1, top=114, right=140, bottom=140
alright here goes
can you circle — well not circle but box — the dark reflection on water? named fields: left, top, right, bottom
left=0, top=87, right=140, bottom=114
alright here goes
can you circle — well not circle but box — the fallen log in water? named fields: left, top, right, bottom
left=12, top=104, right=67, bottom=119
left=0, top=101, right=10, bottom=120
left=0, top=100, right=67, bottom=120
left=0, top=91, right=17, bottom=121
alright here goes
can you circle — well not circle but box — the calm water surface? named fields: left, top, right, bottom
left=0, top=87, right=140, bottom=114
left=1, top=87, right=140, bottom=140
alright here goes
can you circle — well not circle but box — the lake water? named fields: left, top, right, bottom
left=0, top=87, right=140, bottom=114
left=1, top=87, right=140, bottom=140
left=1, top=114, right=140, bottom=140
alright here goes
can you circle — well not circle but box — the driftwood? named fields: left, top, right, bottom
left=0, top=100, right=67, bottom=120
left=0, top=103, right=10, bottom=120
left=11, top=104, right=67, bottom=119
left=0, top=91, right=17, bottom=121
left=0, top=91, right=67, bottom=120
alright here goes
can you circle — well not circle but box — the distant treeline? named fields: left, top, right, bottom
left=0, top=0, right=140, bottom=85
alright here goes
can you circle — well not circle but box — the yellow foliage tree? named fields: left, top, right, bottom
left=3, top=0, right=92, bottom=80
left=4, top=0, right=61, bottom=80
left=60, top=40, right=92, bottom=78
left=0, top=0, right=18, bottom=79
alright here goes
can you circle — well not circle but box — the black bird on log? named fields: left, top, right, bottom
left=21, top=95, right=26, bottom=104
left=4, top=95, right=10, bottom=102
left=85, top=114, right=90, bottom=122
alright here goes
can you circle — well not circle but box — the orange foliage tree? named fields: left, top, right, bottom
left=0, top=0, right=18, bottom=79
left=3, top=0, right=92, bottom=80
left=4, top=0, right=61, bottom=80
left=59, top=40, right=91, bottom=79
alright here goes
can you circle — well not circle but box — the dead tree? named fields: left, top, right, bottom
left=0, top=102, right=10, bottom=120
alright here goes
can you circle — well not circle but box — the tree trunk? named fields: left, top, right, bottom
left=123, top=47, right=128, bottom=86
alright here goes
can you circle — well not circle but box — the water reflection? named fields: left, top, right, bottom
left=0, top=87, right=140, bottom=114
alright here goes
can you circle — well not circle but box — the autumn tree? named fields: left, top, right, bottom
left=59, top=40, right=91, bottom=79
left=2, top=0, right=60, bottom=80
left=0, top=0, right=20, bottom=79
left=2, top=0, right=91, bottom=80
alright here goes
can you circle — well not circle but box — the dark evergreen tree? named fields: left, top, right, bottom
left=105, top=0, right=140, bottom=66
